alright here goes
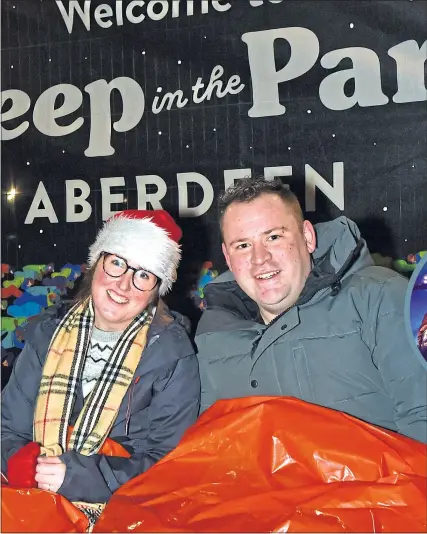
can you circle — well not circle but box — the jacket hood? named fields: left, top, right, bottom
left=204, top=216, right=374, bottom=322
left=312, top=216, right=372, bottom=277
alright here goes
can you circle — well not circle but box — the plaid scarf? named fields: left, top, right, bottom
left=34, top=297, right=153, bottom=456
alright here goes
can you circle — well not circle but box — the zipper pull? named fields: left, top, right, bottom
left=331, top=281, right=341, bottom=296
left=125, top=376, right=140, bottom=435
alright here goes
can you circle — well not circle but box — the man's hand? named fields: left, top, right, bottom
left=35, top=456, right=66, bottom=493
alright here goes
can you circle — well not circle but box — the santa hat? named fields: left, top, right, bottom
left=88, top=210, right=182, bottom=296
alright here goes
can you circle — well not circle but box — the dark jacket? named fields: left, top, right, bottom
left=1, top=299, right=200, bottom=502
left=195, top=217, right=427, bottom=443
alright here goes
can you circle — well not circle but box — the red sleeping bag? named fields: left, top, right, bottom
left=2, top=398, right=426, bottom=532
left=1, top=431, right=130, bottom=533
left=95, top=397, right=427, bottom=533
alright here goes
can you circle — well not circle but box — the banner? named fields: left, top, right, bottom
left=1, top=0, right=426, bottom=272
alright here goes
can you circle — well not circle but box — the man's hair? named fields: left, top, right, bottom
left=219, top=177, right=304, bottom=234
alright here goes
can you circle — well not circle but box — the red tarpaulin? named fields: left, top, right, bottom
left=1, top=486, right=89, bottom=533
left=95, top=397, right=427, bottom=533
left=2, top=398, right=426, bottom=532
left=1, top=432, right=130, bottom=533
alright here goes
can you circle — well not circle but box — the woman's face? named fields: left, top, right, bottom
left=91, top=255, right=158, bottom=332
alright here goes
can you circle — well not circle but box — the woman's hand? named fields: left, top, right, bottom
left=35, top=456, right=66, bottom=493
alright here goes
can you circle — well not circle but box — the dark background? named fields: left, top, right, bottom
left=2, top=0, right=427, bottom=281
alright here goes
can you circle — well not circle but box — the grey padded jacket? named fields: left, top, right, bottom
left=1, top=299, right=200, bottom=502
left=195, top=217, right=427, bottom=443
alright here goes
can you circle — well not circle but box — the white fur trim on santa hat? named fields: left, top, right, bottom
left=88, top=215, right=181, bottom=296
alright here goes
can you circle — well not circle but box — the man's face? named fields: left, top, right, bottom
left=222, top=193, right=316, bottom=323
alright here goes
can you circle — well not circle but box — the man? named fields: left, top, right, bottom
left=195, top=177, right=427, bottom=443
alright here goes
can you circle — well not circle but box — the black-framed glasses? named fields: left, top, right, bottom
left=102, top=252, right=160, bottom=292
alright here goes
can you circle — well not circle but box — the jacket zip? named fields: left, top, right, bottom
left=251, top=274, right=345, bottom=364
left=265, top=273, right=345, bottom=332
left=125, top=376, right=140, bottom=435
left=264, top=239, right=363, bottom=331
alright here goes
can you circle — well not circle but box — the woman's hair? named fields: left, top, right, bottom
left=72, top=261, right=97, bottom=305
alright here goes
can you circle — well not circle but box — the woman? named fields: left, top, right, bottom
left=1, top=209, right=200, bottom=522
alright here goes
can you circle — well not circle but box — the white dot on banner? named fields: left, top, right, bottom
left=288, top=146, right=291, bottom=150
left=204, top=35, right=207, bottom=39
left=350, top=23, right=354, bottom=28
left=213, top=128, right=216, bottom=132
left=374, top=142, right=377, bottom=146
left=249, top=146, right=252, bottom=149
left=142, top=51, right=146, bottom=55
left=158, top=131, right=162, bottom=135
left=26, top=161, right=30, bottom=165
left=11, top=65, right=14, bottom=69
left=332, top=133, right=336, bottom=137
left=18, top=245, right=21, bottom=249
left=62, top=150, right=65, bottom=153
left=383, top=207, right=387, bottom=212
left=157, top=87, right=162, bottom=92
left=84, top=56, right=87, bottom=60
left=307, top=109, right=312, bottom=114
left=186, top=145, right=189, bottom=148
left=405, top=239, right=408, bottom=242
left=40, top=229, right=43, bottom=233
left=412, top=164, right=415, bottom=168
left=48, top=58, right=52, bottom=62
left=53, top=244, right=56, bottom=247
left=177, top=60, right=182, bottom=65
